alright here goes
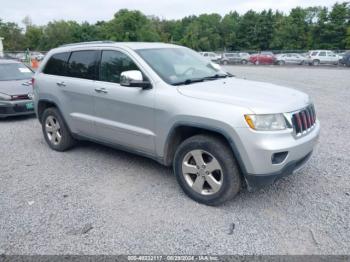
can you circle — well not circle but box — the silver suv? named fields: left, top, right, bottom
left=33, top=42, right=320, bottom=205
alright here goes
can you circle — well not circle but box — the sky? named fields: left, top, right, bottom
left=0, top=0, right=339, bottom=26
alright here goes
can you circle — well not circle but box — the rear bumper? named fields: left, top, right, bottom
left=0, top=100, right=35, bottom=118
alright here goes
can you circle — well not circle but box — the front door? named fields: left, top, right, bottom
left=93, top=50, right=156, bottom=155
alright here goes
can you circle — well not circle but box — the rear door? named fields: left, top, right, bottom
left=58, top=50, right=100, bottom=136
left=92, top=50, right=156, bottom=154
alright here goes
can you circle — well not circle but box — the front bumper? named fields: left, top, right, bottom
left=233, top=121, right=320, bottom=189
left=245, top=151, right=313, bottom=190
left=0, top=100, right=35, bottom=118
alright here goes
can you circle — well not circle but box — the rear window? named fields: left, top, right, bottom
left=66, top=51, right=100, bottom=80
left=0, top=63, right=33, bottom=81
left=43, top=52, right=70, bottom=76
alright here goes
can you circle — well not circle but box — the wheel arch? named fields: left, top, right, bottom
left=37, top=99, right=60, bottom=123
left=163, top=123, right=248, bottom=176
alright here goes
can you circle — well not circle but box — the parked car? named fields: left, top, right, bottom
left=33, top=42, right=320, bottom=205
left=339, top=51, right=350, bottom=67
left=306, top=50, right=340, bottom=66
left=275, top=53, right=305, bottom=65
left=31, top=52, right=45, bottom=61
left=14, top=52, right=27, bottom=62
left=249, top=52, right=276, bottom=65
left=220, top=52, right=250, bottom=65
left=0, top=60, right=35, bottom=118
left=199, top=52, right=221, bottom=63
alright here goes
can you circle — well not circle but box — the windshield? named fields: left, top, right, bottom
left=0, top=63, right=33, bottom=81
left=136, top=47, right=227, bottom=85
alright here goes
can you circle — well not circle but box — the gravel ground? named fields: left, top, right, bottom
left=0, top=66, right=349, bottom=255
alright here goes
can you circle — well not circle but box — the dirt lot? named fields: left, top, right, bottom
left=0, top=65, right=349, bottom=255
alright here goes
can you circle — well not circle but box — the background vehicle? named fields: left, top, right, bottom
left=34, top=42, right=319, bottom=205
left=249, top=52, right=276, bottom=65
left=339, top=51, right=350, bottom=67
left=275, top=53, right=305, bottom=65
left=0, top=60, right=34, bottom=118
left=220, top=52, right=250, bottom=65
left=199, top=52, right=221, bottom=63
left=307, top=50, right=340, bottom=66
left=31, top=52, right=45, bottom=61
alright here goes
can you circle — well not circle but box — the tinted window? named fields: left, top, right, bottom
left=100, top=51, right=139, bottom=84
left=66, top=51, right=100, bottom=80
left=43, top=52, right=70, bottom=76
left=319, top=52, right=326, bottom=56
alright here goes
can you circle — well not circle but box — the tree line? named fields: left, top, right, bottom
left=0, top=2, right=349, bottom=52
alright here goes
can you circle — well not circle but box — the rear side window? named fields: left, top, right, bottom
left=43, top=52, right=70, bottom=76
left=66, top=51, right=100, bottom=80
left=319, top=52, right=326, bottom=56
left=100, top=51, right=139, bottom=84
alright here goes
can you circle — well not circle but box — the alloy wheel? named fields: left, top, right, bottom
left=45, top=116, right=62, bottom=145
left=182, top=150, right=223, bottom=195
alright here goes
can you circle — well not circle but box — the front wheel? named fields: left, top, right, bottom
left=41, top=107, right=76, bottom=151
left=174, top=135, right=241, bottom=206
left=312, top=59, right=320, bottom=66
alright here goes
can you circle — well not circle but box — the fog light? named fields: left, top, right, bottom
left=272, top=152, right=288, bottom=164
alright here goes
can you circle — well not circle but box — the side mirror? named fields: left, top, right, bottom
left=120, top=70, right=152, bottom=89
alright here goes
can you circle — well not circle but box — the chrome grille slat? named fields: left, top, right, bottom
left=291, top=105, right=316, bottom=137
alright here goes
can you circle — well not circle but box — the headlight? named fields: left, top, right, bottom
left=244, top=114, right=287, bottom=131
left=0, top=93, right=11, bottom=101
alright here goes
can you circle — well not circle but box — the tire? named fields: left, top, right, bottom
left=41, top=107, right=76, bottom=151
left=241, top=59, right=248, bottom=64
left=173, top=135, right=241, bottom=206
left=277, top=60, right=285, bottom=65
left=312, top=59, right=320, bottom=66
left=222, top=60, right=228, bottom=65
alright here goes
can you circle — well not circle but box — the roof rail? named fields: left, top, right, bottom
left=59, top=41, right=115, bottom=47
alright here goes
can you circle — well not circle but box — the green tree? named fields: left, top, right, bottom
left=0, top=19, right=25, bottom=50
left=103, top=9, right=160, bottom=41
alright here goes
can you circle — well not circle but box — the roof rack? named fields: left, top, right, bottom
left=60, top=41, right=115, bottom=47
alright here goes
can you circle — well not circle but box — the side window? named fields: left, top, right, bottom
left=311, top=52, right=318, bottom=56
left=66, top=50, right=100, bottom=80
left=43, top=52, right=70, bottom=76
left=100, top=50, right=139, bottom=84
left=319, top=52, right=326, bottom=56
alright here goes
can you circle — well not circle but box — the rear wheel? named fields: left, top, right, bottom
left=174, top=135, right=241, bottom=206
left=41, top=107, right=76, bottom=151
left=241, top=59, right=248, bottom=64
left=222, top=60, right=228, bottom=65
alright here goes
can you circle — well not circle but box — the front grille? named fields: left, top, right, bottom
left=291, top=105, right=316, bottom=135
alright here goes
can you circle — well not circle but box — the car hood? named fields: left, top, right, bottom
left=177, top=77, right=310, bottom=114
left=0, top=79, right=33, bottom=96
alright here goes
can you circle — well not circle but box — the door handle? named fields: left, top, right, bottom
left=56, top=81, right=66, bottom=87
left=94, top=88, right=108, bottom=94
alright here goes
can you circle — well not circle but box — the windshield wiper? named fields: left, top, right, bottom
left=203, top=74, right=229, bottom=80
left=173, top=74, right=231, bottom=86
left=173, top=78, right=206, bottom=86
